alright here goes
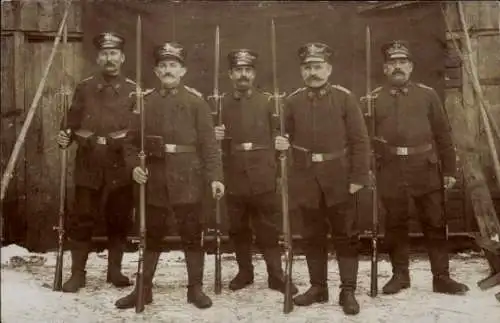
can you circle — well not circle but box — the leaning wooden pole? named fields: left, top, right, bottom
left=0, top=3, right=72, bottom=203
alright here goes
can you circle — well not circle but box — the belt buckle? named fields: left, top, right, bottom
left=396, top=147, right=408, bottom=156
left=165, top=144, right=177, bottom=153
left=96, top=136, right=107, bottom=145
left=311, top=153, right=323, bottom=162
left=242, top=142, right=253, bottom=151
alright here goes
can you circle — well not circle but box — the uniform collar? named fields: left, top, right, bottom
left=95, top=73, right=123, bottom=93
left=307, top=82, right=331, bottom=99
left=389, top=81, right=412, bottom=96
left=233, top=88, right=253, bottom=100
left=159, top=86, right=179, bottom=97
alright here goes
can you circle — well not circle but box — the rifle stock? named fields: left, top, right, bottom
left=271, top=19, right=293, bottom=314
left=214, top=196, right=222, bottom=294
left=53, top=13, right=70, bottom=292
left=365, top=25, right=379, bottom=298
left=135, top=15, right=146, bottom=313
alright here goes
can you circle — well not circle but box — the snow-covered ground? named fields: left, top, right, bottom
left=1, top=244, right=500, bottom=323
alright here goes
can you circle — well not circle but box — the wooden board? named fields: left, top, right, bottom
left=1, top=35, right=17, bottom=200
left=445, top=1, right=500, bottom=32
left=23, top=36, right=83, bottom=251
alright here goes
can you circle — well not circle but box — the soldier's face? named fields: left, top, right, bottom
left=228, top=66, right=256, bottom=90
left=154, top=59, right=187, bottom=88
left=384, top=58, right=413, bottom=86
left=300, top=62, right=332, bottom=88
left=96, top=49, right=125, bottom=76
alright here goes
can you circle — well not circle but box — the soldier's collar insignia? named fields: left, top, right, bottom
left=160, top=87, right=178, bottom=97
left=233, top=89, right=252, bottom=99
left=390, top=86, right=409, bottom=96
left=307, top=83, right=330, bottom=99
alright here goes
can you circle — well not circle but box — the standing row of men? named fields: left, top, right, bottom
left=56, top=32, right=469, bottom=315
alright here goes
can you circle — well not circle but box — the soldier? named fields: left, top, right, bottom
left=275, top=43, right=370, bottom=315
left=56, top=32, right=135, bottom=293
left=213, top=49, right=298, bottom=294
left=367, top=40, right=469, bottom=295
left=114, top=42, right=224, bottom=310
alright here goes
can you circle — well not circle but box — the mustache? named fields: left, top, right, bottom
left=392, top=70, right=405, bottom=76
left=104, top=62, right=117, bottom=67
left=160, top=73, right=176, bottom=78
left=237, top=76, right=250, bottom=82
left=306, top=75, right=323, bottom=82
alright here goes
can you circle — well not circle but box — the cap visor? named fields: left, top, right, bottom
left=157, top=55, right=183, bottom=63
left=388, top=54, right=409, bottom=59
left=232, top=61, right=254, bottom=67
left=302, top=57, right=326, bottom=63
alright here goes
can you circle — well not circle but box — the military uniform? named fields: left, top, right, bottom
left=61, top=32, right=135, bottom=293
left=115, top=42, right=223, bottom=310
left=371, top=41, right=468, bottom=295
left=220, top=49, right=298, bottom=294
left=286, top=43, right=370, bottom=315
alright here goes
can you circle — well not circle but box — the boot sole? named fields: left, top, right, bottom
left=62, top=283, right=86, bottom=293
left=432, top=287, right=469, bottom=295
left=382, top=284, right=410, bottom=295
left=115, top=299, right=152, bottom=309
left=293, top=296, right=329, bottom=306
left=187, top=299, right=213, bottom=309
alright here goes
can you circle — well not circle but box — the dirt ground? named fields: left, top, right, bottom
left=1, top=245, right=500, bottom=323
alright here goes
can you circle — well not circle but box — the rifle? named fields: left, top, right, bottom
left=271, top=19, right=293, bottom=314
left=53, top=15, right=70, bottom=292
left=207, top=25, right=224, bottom=295
left=365, top=25, right=379, bottom=298
left=134, top=15, right=147, bottom=313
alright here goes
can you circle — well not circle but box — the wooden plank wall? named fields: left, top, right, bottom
left=444, top=1, right=500, bottom=230
left=1, top=1, right=498, bottom=250
left=1, top=0, right=82, bottom=250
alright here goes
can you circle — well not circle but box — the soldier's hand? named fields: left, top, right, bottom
left=133, top=167, right=149, bottom=185
left=214, top=125, right=225, bottom=141
left=57, top=129, right=72, bottom=149
left=349, top=183, right=364, bottom=194
left=275, top=135, right=290, bottom=151
left=211, top=181, right=225, bottom=199
left=443, top=176, right=457, bottom=189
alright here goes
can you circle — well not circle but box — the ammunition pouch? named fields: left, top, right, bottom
left=371, top=137, right=387, bottom=162
left=107, top=129, right=129, bottom=151
left=73, top=129, right=95, bottom=149
left=145, top=135, right=165, bottom=159
left=292, top=145, right=312, bottom=169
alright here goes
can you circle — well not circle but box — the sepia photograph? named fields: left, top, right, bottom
left=1, top=0, right=499, bottom=322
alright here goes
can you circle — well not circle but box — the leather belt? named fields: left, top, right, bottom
left=232, top=142, right=269, bottom=152
left=164, top=144, right=197, bottom=153
left=311, top=149, right=347, bottom=162
left=74, top=129, right=128, bottom=146
left=388, top=143, right=432, bottom=156
left=293, top=145, right=347, bottom=163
